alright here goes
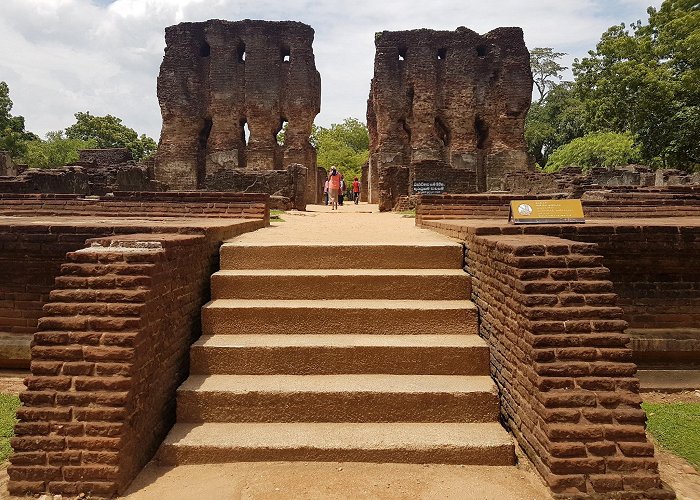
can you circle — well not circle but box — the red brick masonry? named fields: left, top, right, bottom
left=7, top=222, right=263, bottom=496
left=0, top=192, right=270, bottom=225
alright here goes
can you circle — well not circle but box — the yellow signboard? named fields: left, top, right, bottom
left=509, top=199, right=585, bottom=224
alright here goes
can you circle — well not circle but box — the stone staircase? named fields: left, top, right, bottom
left=157, top=241, right=514, bottom=465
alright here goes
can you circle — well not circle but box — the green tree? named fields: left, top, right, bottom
left=545, top=131, right=641, bottom=172
left=0, top=81, right=39, bottom=158
left=65, top=112, right=157, bottom=161
left=313, top=118, right=369, bottom=181
left=21, top=131, right=96, bottom=169
left=530, top=47, right=568, bottom=103
left=526, top=82, right=587, bottom=167
left=573, top=0, right=700, bottom=169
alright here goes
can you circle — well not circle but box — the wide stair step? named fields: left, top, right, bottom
left=176, top=374, right=499, bottom=423
left=190, top=334, right=490, bottom=375
left=211, top=269, right=471, bottom=300
left=202, top=299, right=477, bottom=335
left=220, top=243, right=463, bottom=269
left=157, top=422, right=514, bottom=465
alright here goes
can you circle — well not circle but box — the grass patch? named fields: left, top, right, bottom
left=0, top=394, right=20, bottom=462
left=399, top=209, right=416, bottom=218
left=270, top=209, right=286, bottom=222
left=642, top=402, right=700, bottom=469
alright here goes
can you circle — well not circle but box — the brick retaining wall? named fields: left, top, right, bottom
left=7, top=225, right=260, bottom=496
left=465, top=233, right=672, bottom=499
left=415, top=191, right=700, bottom=223
left=0, top=192, right=270, bottom=224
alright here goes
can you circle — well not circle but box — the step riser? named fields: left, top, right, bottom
left=202, top=307, right=478, bottom=336
left=157, top=444, right=515, bottom=466
left=220, top=245, right=463, bottom=270
left=190, top=345, right=490, bottom=375
left=176, top=392, right=499, bottom=423
left=211, top=274, right=471, bottom=300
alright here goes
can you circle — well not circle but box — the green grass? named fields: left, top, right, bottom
left=642, top=402, right=700, bottom=469
left=270, top=209, right=286, bottom=222
left=0, top=394, right=20, bottom=462
left=399, top=209, right=416, bottom=218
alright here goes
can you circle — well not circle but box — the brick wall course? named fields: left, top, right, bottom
left=461, top=233, right=673, bottom=498
left=8, top=223, right=262, bottom=496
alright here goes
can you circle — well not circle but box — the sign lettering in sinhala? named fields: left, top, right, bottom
left=413, top=181, right=445, bottom=195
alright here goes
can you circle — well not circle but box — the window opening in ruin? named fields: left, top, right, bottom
left=398, top=47, right=407, bottom=61
left=197, top=117, right=213, bottom=187
left=399, top=119, right=411, bottom=142
left=281, top=45, right=291, bottom=63
left=237, top=42, right=246, bottom=62
left=276, top=119, right=288, bottom=146
left=240, top=119, right=250, bottom=146
left=474, top=116, right=489, bottom=149
left=200, top=42, right=211, bottom=57
left=437, top=48, right=447, bottom=60
left=435, top=117, right=450, bottom=147
left=407, top=87, right=414, bottom=114
left=476, top=45, right=487, bottom=58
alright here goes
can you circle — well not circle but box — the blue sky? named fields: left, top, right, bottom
left=0, top=0, right=662, bottom=141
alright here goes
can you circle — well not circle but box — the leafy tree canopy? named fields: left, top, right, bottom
left=530, top=47, right=568, bottom=104
left=0, top=81, right=39, bottom=158
left=21, top=131, right=96, bottom=169
left=572, top=0, right=700, bottom=169
left=313, top=118, right=369, bottom=182
left=65, top=112, right=157, bottom=161
left=545, top=131, right=641, bottom=172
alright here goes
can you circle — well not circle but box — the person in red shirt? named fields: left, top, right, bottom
left=352, top=177, right=360, bottom=204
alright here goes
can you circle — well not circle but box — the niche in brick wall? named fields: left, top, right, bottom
left=237, top=41, right=246, bottom=62
left=197, top=117, right=213, bottom=186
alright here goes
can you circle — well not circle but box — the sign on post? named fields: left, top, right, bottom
left=509, top=199, right=585, bottom=224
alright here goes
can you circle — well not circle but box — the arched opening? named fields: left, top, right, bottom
left=474, top=116, right=489, bottom=149
left=476, top=45, right=487, bottom=58
left=398, top=46, right=407, bottom=62
left=240, top=118, right=250, bottom=146
left=435, top=117, right=450, bottom=147
left=437, top=48, right=447, bottom=60
left=281, top=45, right=291, bottom=63
left=197, top=117, right=212, bottom=187
left=276, top=119, right=288, bottom=146
left=199, top=41, right=210, bottom=57
left=237, top=41, right=246, bottom=62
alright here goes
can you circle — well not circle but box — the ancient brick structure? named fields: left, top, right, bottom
left=0, top=151, right=18, bottom=177
left=155, top=19, right=321, bottom=205
left=367, top=27, right=532, bottom=210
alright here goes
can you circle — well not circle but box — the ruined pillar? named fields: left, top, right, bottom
left=155, top=20, right=321, bottom=203
left=367, top=27, right=533, bottom=210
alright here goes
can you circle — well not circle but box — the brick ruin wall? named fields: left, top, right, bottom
left=155, top=20, right=321, bottom=206
left=1, top=151, right=18, bottom=177
left=367, top=27, right=533, bottom=211
left=502, top=165, right=700, bottom=195
left=5, top=205, right=265, bottom=496
left=415, top=189, right=700, bottom=222
left=465, top=234, right=672, bottom=499
left=0, top=193, right=268, bottom=369
left=0, top=149, right=165, bottom=196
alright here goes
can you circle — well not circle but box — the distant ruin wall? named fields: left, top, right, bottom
left=367, top=27, right=533, bottom=210
left=155, top=19, right=321, bottom=204
left=0, top=151, right=18, bottom=177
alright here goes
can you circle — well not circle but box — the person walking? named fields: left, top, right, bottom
left=338, top=174, right=345, bottom=206
left=328, top=166, right=341, bottom=210
left=352, top=176, right=360, bottom=204
left=323, top=178, right=329, bottom=205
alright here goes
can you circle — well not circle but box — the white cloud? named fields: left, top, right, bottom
left=0, top=0, right=662, bottom=140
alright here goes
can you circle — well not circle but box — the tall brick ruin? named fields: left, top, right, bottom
left=367, top=27, right=533, bottom=210
left=155, top=20, right=321, bottom=204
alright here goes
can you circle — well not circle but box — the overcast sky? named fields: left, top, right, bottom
left=0, top=0, right=662, bottom=140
